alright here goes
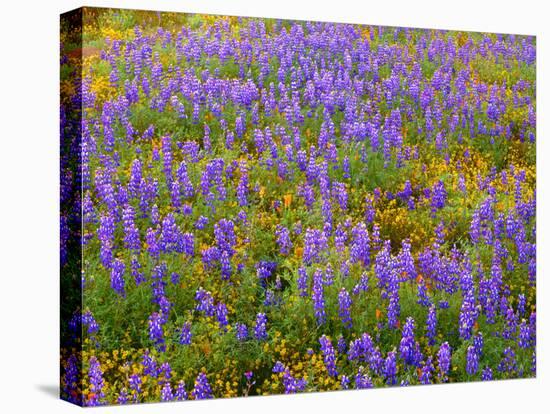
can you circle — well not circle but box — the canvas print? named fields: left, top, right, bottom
left=60, top=7, right=536, bottom=406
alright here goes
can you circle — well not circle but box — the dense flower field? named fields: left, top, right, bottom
left=60, top=8, right=536, bottom=406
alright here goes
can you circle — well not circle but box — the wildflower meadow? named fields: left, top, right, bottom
left=60, top=7, right=536, bottom=406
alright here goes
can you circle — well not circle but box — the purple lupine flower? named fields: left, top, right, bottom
left=162, top=213, right=188, bottom=254
left=342, top=156, right=351, bottom=178
left=466, top=345, right=478, bottom=375
left=97, top=213, right=115, bottom=268
left=437, top=342, right=452, bottom=380
left=482, top=366, right=493, bottom=381
left=387, top=291, right=401, bottom=330
left=87, top=357, right=105, bottom=406
left=319, top=335, right=338, bottom=377
left=518, top=319, right=531, bottom=348
left=254, top=313, right=268, bottom=340
left=195, top=215, right=209, bottom=230
left=332, top=181, right=348, bottom=211
left=352, top=272, right=370, bottom=295
left=350, top=222, right=370, bottom=267
left=220, top=250, right=232, bottom=281
left=374, top=240, right=393, bottom=289
left=312, top=268, right=326, bottom=325
left=473, top=332, right=484, bottom=357
left=469, top=210, right=481, bottom=244
left=237, top=210, right=248, bottom=225
left=337, top=335, right=347, bottom=354
left=297, top=266, right=308, bottom=297
left=384, top=351, right=398, bottom=385
left=279, top=367, right=307, bottom=394
left=365, top=195, right=376, bottom=223
left=275, top=225, right=292, bottom=255
left=355, top=368, right=374, bottom=389
left=161, top=383, right=174, bottom=402
left=256, top=260, right=277, bottom=279
left=146, top=227, right=160, bottom=259
left=151, top=263, right=167, bottom=304
left=215, top=302, right=229, bottom=329
left=82, top=311, right=99, bottom=336
left=323, top=263, right=334, bottom=286
left=420, top=357, right=434, bottom=384
left=273, top=361, right=286, bottom=373
left=264, top=289, right=279, bottom=307
left=340, top=260, right=350, bottom=279
left=214, top=218, right=236, bottom=255
left=459, top=289, right=477, bottom=340
left=141, top=350, right=159, bottom=377
left=397, top=180, right=413, bottom=201
left=426, top=305, right=437, bottom=345
left=129, top=374, right=142, bottom=400
left=417, top=279, right=431, bottom=307
left=431, top=180, right=447, bottom=213
left=161, top=135, right=173, bottom=183
left=399, top=317, right=416, bottom=365
left=341, top=375, right=350, bottom=389
left=117, top=388, right=128, bottom=405
left=178, top=232, right=195, bottom=257
left=369, top=346, right=385, bottom=376
left=62, top=354, right=80, bottom=404
left=434, top=221, right=445, bottom=246
left=398, top=239, right=416, bottom=279
left=503, top=307, right=518, bottom=339
left=176, top=161, right=194, bottom=198
left=148, top=312, right=165, bottom=352
left=110, top=259, right=126, bottom=297
left=131, top=256, right=146, bottom=286
left=498, top=346, right=517, bottom=374
left=516, top=293, right=526, bottom=316
left=334, top=224, right=347, bottom=253
left=179, top=322, right=192, bottom=345
left=175, top=380, right=188, bottom=400
left=338, top=288, right=353, bottom=329
left=201, top=246, right=221, bottom=271
left=303, top=228, right=328, bottom=265
left=194, top=287, right=215, bottom=316
left=158, top=296, right=172, bottom=324
left=122, top=204, right=140, bottom=251
left=235, top=322, right=248, bottom=341
left=170, top=272, right=180, bottom=285
left=192, top=372, right=213, bottom=400
left=159, top=362, right=172, bottom=383
left=347, top=337, right=366, bottom=362
left=236, top=162, right=249, bottom=206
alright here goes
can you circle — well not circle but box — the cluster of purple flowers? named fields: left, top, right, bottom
left=61, top=14, right=537, bottom=405
left=110, top=259, right=126, bottom=297
left=234, top=322, right=249, bottom=341
left=275, top=225, right=292, bottom=255
left=338, top=288, right=353, bottom=329
left=179, top=322, right=192, bottom=345
left=399, top=317, right=421, bottom=366
left=303, top=228, right=328, bottom=265
left=191, top=373, right=213, bottom=400
left=148, top=312, right=165, bottom=352
left=312, top=269, right=326, bottom=325
left=319, top=335, right=338, bottom=377
left=437, top=342, right=452, bottom=381
left=253, top=313, right=268, bottom=341
left=87, top=357, right=105, bottom=406
left=273, top=361, right=307, bottom=394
